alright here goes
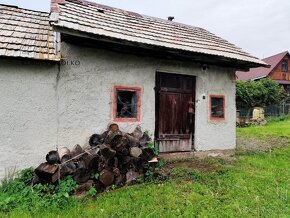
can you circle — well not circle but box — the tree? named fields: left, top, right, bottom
left=236, top=79, right=284, bottom=108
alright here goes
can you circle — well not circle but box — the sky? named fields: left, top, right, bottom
left=1, top=0, right=289, bottom=58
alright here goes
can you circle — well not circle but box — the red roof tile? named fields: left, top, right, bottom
left=236, top=51, right=289, bottom=80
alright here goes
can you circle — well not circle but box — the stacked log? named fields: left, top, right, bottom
left=34, top=125, right=156, bottom=191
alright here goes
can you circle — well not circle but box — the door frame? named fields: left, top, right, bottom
left=155, top=71, right=196, bottom=153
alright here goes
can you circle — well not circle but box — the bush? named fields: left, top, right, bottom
left=236, top=79, right=283, bottom=108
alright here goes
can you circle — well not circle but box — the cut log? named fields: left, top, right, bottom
left=129, top=157, right=143, bottom=170
left=126, top=170, right=140, bottom=185
left=60, top=157, right=76, bottom=177
left=58, top=147, right=71, bottom=162
left=104, top=130, right=123, bottom=145
left=82, top=153, right=99, bottom=172
left=101, top=131, right=109, bottom=140
left=73, top=168, right=91, bottom=184
left=75, top=180, right=94, bottom=195
left=35, top=163, right=59, bottom=182
left=132, top=126, right=143, bottom=140
left=111, top=135, right=129, bottom=151
left=46, top=150, right=60, bottom=164
left=89, top=134, right=103, bottom=147
left=141, top=148, right=155, bottom=161
left=115, top=174, right=125, bottom=187
left=99, top=169, right=114, bottom=186
left=120, top=156, right=131, bottom=165
left=108, top=123, right=119, bottom=132
left=113, top=157, right=119, bottom=168
left=71, top=144, right=84, bottom=158
left=98, top=156, right=105, bottom=172
left=130, top=147, right=142, bottom=158
left=100, top=144, right=116, bottom=159
left=106, top=157, right=116, bottom=168
left=112, top=167, right=121, bottom=177
left=124, top=133, right=139, bottom=147
left=117, top=148, right=129, bottom=156
left=51, top=169, right=60, bottom=183
left=73, top=160, right=90, bottom=184
left=35, top=124, right=158, bottom=190
left=139, top=132, right=151, bottom=148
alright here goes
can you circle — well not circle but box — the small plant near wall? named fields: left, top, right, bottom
left=87, top=186, right=97, bottom=197
left=144, top=130, right=158, bottom=156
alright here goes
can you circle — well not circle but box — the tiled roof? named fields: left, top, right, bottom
left=236, top=51, right=289, bottom=80
left=50, top=0, right=266, bottom=67
left=0, top=4, right=61, bottom=60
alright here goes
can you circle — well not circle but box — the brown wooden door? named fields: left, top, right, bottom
left=156, top=72, right=196, bottom=153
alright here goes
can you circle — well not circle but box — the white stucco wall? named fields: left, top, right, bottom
left=0, top=59, right=58, bottom=179
left=58, top=42, right=236, bottom=151
left=0, top=42, right=236, bottom=179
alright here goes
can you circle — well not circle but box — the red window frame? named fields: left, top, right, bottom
left=113, top=85, right=142, bottom=122
left=209, top=95, right=225, bottom=121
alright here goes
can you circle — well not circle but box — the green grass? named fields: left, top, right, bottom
left=1, top=118, right=290, bottom=217
left=237, top=116, right=290, bottom=138
left=2, top=147, right=289, bottom=218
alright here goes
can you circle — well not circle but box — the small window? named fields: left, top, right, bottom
left=113, top=86, right=141, bottom=122
left=282, top=59, right=288, bottom=72
left=210, top=95, right=225, bottom=120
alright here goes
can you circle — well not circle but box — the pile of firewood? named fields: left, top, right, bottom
left=34, top=124, right=156, bottom=191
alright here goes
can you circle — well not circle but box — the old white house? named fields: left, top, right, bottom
left=0, top=1, right=266, bottom=178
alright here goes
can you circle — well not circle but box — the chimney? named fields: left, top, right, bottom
left=168, top=16, right=174, bottom=21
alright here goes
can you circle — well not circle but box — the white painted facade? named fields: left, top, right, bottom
left=0, top=59, right=59, bottom=178
left=0, top=42, right=236, bottom=179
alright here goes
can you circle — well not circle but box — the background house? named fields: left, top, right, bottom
left=236, top=51, right=290, bottom=93
left=0, top=1, right=266, bottom=178
left=236, top=51, right=290, bottom=116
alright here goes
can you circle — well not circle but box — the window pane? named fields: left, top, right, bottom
left=116, top=90, right=138, bottom=118
left=211, top=97, right=224, bottom=118
left=282, top=60, right=288, bottom=72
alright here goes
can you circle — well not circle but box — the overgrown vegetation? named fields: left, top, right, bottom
left=236, top=79, right=284, bottom=108
left=0, top=171, right=78, bottom=214
left=1, top=118, right=289, bottom=217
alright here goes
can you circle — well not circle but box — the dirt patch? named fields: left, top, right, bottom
left=160, top=159, right=223, bottom=176
left=237, top=136, right=290, bottom=152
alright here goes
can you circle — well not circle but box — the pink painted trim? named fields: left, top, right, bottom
left=209, top=95, right=225, bottom=121
left=113, top=86, right=142, bottom=122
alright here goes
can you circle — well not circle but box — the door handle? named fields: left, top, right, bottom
left=188, top=101, right=195, bottom=114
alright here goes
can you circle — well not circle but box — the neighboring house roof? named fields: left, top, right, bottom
left=0, top=4, right=61, bottom=60
left=50, top=0, right=266, bottom=68
left=236, top=51, right=289, bottom=80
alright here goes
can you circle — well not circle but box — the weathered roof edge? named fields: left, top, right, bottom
left=0, top=4, right=61, bottom=61
left=49, top=0, right=268, bottom=69
left=236, top=51, right=289, bottom=80
left=263, top=51, right=289, bottom=77
left=0, top=3, right=49, bottom=14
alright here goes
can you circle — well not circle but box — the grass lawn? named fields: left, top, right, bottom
left=237, top=116, right=290, bottom=138
left=1, top=118, right=289, bottom=218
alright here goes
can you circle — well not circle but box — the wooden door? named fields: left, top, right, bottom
left=156, top=72, right=196, bottom=153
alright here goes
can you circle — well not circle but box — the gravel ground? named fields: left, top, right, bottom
left=236, top=136, right=290, bottom=152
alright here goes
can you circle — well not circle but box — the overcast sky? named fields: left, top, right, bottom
left=1, top=0, right=289, bottom=58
